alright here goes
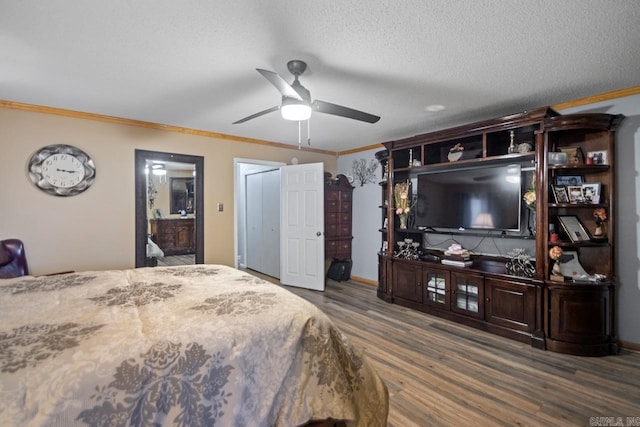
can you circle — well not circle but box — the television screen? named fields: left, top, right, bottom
left=415, top=164, right=522, bottom=231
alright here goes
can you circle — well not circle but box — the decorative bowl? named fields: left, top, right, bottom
left=518, top=142, right=532, bottom=153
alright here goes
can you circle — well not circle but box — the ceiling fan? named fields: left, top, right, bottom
left=233, top=60, right=381, bottom=125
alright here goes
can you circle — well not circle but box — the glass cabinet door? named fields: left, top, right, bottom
left=423, top=269, right=450, bottom=308
left=451, top=272, right=484, bottom=319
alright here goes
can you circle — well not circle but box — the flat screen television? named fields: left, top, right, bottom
left=415, top=164, right=522, bottom=231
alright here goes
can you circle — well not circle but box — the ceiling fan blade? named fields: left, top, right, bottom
left=256, top=69, right=303, bottom=101
left=232, top=105, right=280, bottom=124
left=312, top=100, right=380, bottom=123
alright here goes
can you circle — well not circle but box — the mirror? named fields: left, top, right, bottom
left=135, top=150, right=204, bottom=268
left=170, top=177, right=195, bottom=214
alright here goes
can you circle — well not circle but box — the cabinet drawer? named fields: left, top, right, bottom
left=325, top=240, right=351, bottom=258
left=325, top=200, right=340, bottom=212
left=338, top=224, right=352, bottom=236
left=326, top=191, right=340, bottom=201
left=325, top=212, right=350, bottom=224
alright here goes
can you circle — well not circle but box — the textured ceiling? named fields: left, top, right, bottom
left=1, top=1, right=639, bottom=152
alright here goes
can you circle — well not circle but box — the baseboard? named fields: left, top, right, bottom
left=349, top=275, right=377, bottom=287
left=620, top=340, right=640, bottom=353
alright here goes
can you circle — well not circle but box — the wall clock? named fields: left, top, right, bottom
left=28, top=144, right=96, bottom=196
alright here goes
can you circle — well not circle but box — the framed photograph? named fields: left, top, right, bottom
left=382, top=241, right=388, bottom=254
left=552, top=185, right=570, bottom=204
left=567, top=185, right=585, bottom=203
left=548, top=152, right=568, bottom=165
left=588, top=150, right=608, bottom=165
left=555, top=175, right=584, bottom=186
left=581, top=182, right=601, bottom=204
left=557, top=215, right=591, bottom=242
left=559, top=147, right=584, bottom=165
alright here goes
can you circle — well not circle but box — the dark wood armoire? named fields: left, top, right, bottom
left=324, top=174, right=354, bottom=266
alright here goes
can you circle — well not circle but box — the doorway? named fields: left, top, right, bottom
left=135, top=150, right=204, bottom=268
left=234, top=159, right=285, bottom=275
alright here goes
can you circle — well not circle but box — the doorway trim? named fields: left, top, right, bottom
left=135, top=150, right=204, bottom=267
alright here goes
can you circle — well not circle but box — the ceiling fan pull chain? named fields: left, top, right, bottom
left=307, top=118, right=311, bottom=146
left=298, top=120, right=302, bottom=150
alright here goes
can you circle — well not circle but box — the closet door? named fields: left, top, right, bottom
left=261, top=169, right=280, bottom=278
left=246, top=173, right=264, bottom=273
left=246, top=169, right=281, bottom=278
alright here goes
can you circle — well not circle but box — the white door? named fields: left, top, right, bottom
left=246, top=173, right=264, bottom=272
left=280, top=163, right=325, bottom=291
left=246, top=170, right=281, bottom=278
left=262, top=169, right=281, bottom=278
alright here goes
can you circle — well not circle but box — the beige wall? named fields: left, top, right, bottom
left=0, top=107, right=337, bottom=275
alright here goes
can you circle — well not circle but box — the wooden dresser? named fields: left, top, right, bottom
left=149, top=218, right=195, bottom=255
left=324, top=174, right=354, bottom=261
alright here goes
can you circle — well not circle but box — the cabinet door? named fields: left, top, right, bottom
left=176, top=223, right=192, bottom=250
left=392, top=262, right=423, bottom=304
left=548, top=284, right=612, bottom=343
left=450, top=272, right=484, bottom=319
left=485, top=278, right=536, bottom=333
left=158, top=221, right=177, bottom=250
left=422, top=268, right=449, bottom=309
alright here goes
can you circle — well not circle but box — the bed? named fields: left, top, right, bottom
left=0, top=264, right=388, bottom=426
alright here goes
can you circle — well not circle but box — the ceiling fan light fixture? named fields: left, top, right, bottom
left=281, top=102, right=312, bottom=121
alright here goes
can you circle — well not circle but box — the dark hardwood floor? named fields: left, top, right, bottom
left=157, top=254, right=195, bottom=266
left=248, top=271, right=640, bottom=426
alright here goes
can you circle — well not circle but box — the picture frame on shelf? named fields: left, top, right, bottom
left=552, top=185, right=570, bottom=204
left=588, top=150, right=608, bottom=165
left=555, top=175, right=584, bottom=186
left=381, top=241, right=388, bottom=255
left=559, top=147, right=584, bottom=165
left=581, top=182, right=601, bottom=204
left=557, top=215, right=591, bottom=242
left=383, top=217, right=389, bottom=229
left=548, top=151, right=568, bottom=165
left=567, top=185, right=585, bottom=204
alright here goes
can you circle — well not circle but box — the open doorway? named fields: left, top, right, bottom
left=135, top=150, right=204, bottom=267
left=234, top=159, right=285, bottom=278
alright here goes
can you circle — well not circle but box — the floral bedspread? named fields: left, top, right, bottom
left=0, top=265, right=388, bottom=426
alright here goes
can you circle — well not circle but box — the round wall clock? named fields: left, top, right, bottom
left=28, top=144, right=96, bottom=196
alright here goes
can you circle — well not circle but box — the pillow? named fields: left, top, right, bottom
left=0, top=247, right=13, bottom=267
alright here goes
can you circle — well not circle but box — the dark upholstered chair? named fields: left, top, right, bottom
left=0, top=239, right=30, bottom=278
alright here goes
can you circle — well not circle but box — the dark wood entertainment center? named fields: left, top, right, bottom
left=377, top=107, right=624, bottom=356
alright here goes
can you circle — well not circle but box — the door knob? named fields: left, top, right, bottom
left=316, top=231, right=322, bottom=236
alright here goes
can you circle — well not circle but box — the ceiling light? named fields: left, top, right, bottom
left=152, top=164, right=167, bottom=176
left=281, top=99, right=312, bottom=121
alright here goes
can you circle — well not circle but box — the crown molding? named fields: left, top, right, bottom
left=552, top=86, right=640, bottom=110
left=4, top=85, right=639, bottom=158
left=0, top=100, right=336, bottom=156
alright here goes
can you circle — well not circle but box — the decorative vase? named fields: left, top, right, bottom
left=448, top=151, right=463, bottom=162
left=507, top=130, right=517, bottom=154
left=399, top=214, right=408, bottom=229
left=552, top=260, right=561, bottom=276
left=550, top=260, right=564, bottom=282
